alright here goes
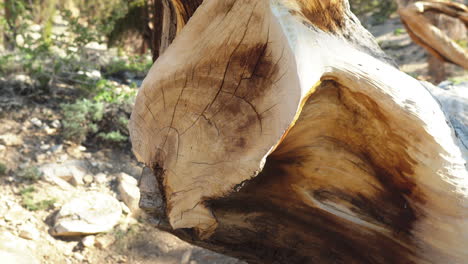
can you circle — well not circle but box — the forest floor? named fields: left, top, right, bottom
left=0, top=15, right=466, bottom=264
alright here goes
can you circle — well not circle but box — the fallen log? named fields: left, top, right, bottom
left=129, top=0, right=468, bottom=263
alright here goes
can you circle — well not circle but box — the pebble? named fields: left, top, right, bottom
left=40, top=144, right=51, bottom=150
left=83, top=175, right=94, bottom=184
left=73, top=252, right=85, bottom=261
left=94, top=235, right=115, bottom=249
left=82, top=235, right=95, bottom=248
left=94, top=173, right=107, bottom=184
left=30, top=117, right=43, bottom=127
left=51, top=120, right=61, bottom=128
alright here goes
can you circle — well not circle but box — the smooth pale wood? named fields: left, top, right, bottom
left=131, top=0, right=468, bottom=262
left=398, top=1, right=468, bottom=69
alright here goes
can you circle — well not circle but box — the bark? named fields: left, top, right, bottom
left=397, top=0, right=468, bottom=82
left=130, top=0, right=468, bottom=263
left=149, top=0, right=203, bottom=61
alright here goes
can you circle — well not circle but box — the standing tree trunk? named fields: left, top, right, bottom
left=3, top=0, right=16, bottom=51
left=149, top=0, right=203, bottom=60
left=130, top=0, right=468, bottom=263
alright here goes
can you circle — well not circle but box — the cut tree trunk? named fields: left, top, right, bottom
left=129, top=0, right=468, bottom=263
left=397, top=0, right=468, bottom=82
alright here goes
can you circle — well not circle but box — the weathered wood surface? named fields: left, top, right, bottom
left=130, top=0, right=468, bottom=263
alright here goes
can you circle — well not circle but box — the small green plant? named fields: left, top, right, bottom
left=98, top=131, right=127, bottom=142
left=61, top=99, right=104, bottom=144
left=455, top=39, right=467, bottom=49
left=20, top=186, right=56, bottom=211
left=393, top=28, right=406, bottom=36
left=104, top=55, right=152, bottom=76
left=448, top=77, right=467, bottom=85
left=17, top=166, right=42, bottom=182
left=93, top=79, right=136, bottom=104
left=0, top=163, right=7, bottom=176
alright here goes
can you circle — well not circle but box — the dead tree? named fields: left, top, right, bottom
left=129, top=1, right=468, bottom=263
left=397, top=0, right=468, bottom=82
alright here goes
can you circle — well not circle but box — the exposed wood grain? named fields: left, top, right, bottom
left=130, top=0, right=468, bottom=263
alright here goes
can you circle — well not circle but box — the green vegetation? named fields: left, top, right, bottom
left=0, top=163, right=7, bottom=176
left=0, top=1, right=149, bottom=147
left=393, top=28, right=406, bottom=36
left=61, top=99, right=104, bottom=143
left=20, top=186, right=56, bottom=211
left=455, top=39, right=468, bottom=49
left=349, top=0, right=397, bottom=25
left=17, top=166, right=42, bottom=182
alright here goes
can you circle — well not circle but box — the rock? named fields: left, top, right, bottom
left=78, top=146, right=86, bottom=152
left=51, top=120, right=61, bottom=129
left=0, top=145, right=6, bottom=152
left=50, top=144, right=63, bottom=153
left=85, top=42, right=107, bottom=51
left=94, top=173, right=107, bottom=184
left=52, top=192, right=122, bottom=236
left=0, top=232, right=40, bottom=264
left=73, top=252, right=85, bottom=261
left=44, top=126, right=57, bottom=135
left=18, top=224, right=40, bottom=240
left=5, top=205, right=31, bottom=224
left=70, top=173, right=84, bottom=186
left=0, top=133, right=23, bottom=146
left=181, top=250, right=192, bottom=264
left=120, top=202, right=131, bottom=215
left=40, top=144, right=51, bottom=150
left=83, top=175, right=94, bottom=184
left=29, top=24, right=41, bottom=32
left=94, top=235, right=115, bottom=249
left=30, top=117, right=43, bottom=127
left=82, top=235, right=95, bottom=248
left=39, top=160, right=87, bottom=183
left=117, top=173, right=141, bottom=213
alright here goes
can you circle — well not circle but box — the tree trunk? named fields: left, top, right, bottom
left=149, top=0, right=203, bottom=61
left=397, top=0, right=468, bottom=83
left=129, top=0, right=468, bottom=263
left=3, top=0, right=15, bottom=51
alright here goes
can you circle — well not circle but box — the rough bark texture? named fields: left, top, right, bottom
left=130, top=0, right=468, bottom=263
left=150, top=0, right=203, bottom=60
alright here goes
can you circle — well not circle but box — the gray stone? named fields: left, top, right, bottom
left=0, top=133, right=22, bottom=146
left=51, top=120, right=61, bottom=128
left=30, top=117, right=43, bottom=127
left=0, top=231, right=40, bottom=264
left=117, top=173, right=141, bottom=214
left=52, top=192, right=122, bottom=236
left=94, top=173, right=107, bottom=184
left=39, top=160, right=88, bottom=183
